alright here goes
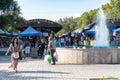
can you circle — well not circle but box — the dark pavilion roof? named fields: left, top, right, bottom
left=16, top=19, right=62, bottom=33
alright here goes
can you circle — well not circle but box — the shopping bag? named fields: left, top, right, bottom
left=44, top=54, right=52, bottom=63
left=54, top=51, right=58, bottom=62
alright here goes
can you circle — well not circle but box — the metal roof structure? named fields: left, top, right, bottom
left=16, top=19, right=62, bottom=33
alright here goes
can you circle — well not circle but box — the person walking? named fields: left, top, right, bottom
left=5, top=37, right=20, bottom=72
left=47, top=37, right=56, bottom=65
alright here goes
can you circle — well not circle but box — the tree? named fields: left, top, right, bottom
left=0, top=0, right=26, bottom=32
left=114, top=0, right=120, bottom=17
left=77, top=10, right=97, bottom=28
left=0, top=0, right=14, bottom=13
left=105, top=0, right=120, bottom=18
left=56, top=17, right=78, bottom=36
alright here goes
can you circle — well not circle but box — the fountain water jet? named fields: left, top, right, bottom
left=93, top=8, right=109, bottom=48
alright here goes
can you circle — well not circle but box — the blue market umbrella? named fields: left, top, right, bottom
left=85, top=28, right=95, bottom=34
left=18, top=26, right=42, bottom=36
left=112, top=28, right=120, bottom=33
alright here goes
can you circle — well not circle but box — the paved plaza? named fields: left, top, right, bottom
left=0, top=56, right=120, bottom=80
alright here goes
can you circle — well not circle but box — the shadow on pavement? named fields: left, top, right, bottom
left=18, top=70, right=71, bottom=74
left=0, top=70, right=73, bottom=80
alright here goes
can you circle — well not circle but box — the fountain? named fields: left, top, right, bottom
left=94, top=8, right=109, bottom=48
left=56, top=8, right=120, bottom=64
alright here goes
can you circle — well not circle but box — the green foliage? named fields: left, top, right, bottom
left=0, top=13, right=25, bottom=32
left=57, top=9, right=98, bottom=36
left=0, top=0, right=14, bottom=12
left=100, top=76, right=117, bottom=80
left=106, top=0, right=120, bottom=18
left=78, top=9, right=97, bottom=28
left=113, top=0, right=120, bottom=17
left=100, top=77, right=106, bottom=80
left=79, top=12, right=90, bottom=27
left=0, top=0, right=26, bottom=32
left=56, top=17, right=77, bottom=36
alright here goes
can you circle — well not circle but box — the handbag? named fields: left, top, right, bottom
left=13, top=52, right=19, bottom=59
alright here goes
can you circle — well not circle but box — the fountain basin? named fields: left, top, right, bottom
left=93, top=46, right=109, bottom=48
left=56, top=48, right=120, bottom=64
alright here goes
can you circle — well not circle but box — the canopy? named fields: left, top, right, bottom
left=0, top=29, right=11, bottom=36
left=4, top=30, right=11, bottom=35
left=112, top=28, right=120, bottom=33
left=0, top=29, right=5, bottom=35
left=18, top=26, right=42, bottom=36
left=10, top=32, right=18, bottom=36
left=85, top=27, right=95, bottom=34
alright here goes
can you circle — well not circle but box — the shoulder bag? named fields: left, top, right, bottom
left=13, top=52, right=19, bottom=59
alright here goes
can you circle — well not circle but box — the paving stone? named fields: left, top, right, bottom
left=0, top=56, right=120, bottom=80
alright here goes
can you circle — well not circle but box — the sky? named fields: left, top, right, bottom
left=16, top=0, right=110, bottom=21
